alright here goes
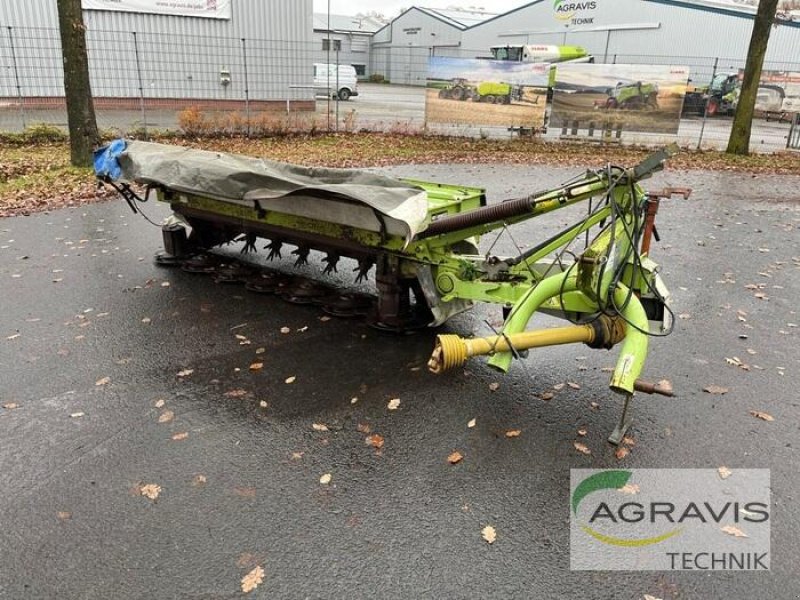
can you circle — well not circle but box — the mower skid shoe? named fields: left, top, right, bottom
left=608, top=392, right=633, bottom=445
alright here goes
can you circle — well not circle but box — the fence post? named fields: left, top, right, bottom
left=241, top=38, right=251, bottom=137
left=335, top=46, right=340, bottom=133
left=696, top=56, right=718, bottom=150
left=7, top=27, right=26, bottom=130
left=131, top=31, right=148, bottom=138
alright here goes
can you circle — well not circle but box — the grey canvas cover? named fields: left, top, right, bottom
left=117, top=141, right=430, bottom=242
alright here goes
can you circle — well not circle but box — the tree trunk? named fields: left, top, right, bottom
left=726, top=0, right=780, bottom=155
left=57, top=0, right=99, bottom=167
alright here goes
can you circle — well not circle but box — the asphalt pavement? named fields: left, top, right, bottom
left=0, top=163, right=799, bottom=599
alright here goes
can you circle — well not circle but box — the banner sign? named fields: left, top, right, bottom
left=82, top=0, right=232, bottom=20
left=425, top=57, right=549, bottom=129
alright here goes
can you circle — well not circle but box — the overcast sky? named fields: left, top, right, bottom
left=311, top=0, right=527, bottom=18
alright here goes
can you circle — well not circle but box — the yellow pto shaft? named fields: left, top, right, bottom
left=428, top=316, right=625, bottom=374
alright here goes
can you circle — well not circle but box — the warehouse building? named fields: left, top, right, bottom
left=0, top=0, right=314, bottom=110
left=372, top=0, right=800, bottom=85
left=370, top=7, right=495, bottom=85
left=313, top=13, right=384, bottom=79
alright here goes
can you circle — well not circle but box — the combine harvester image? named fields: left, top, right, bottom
left=95, top=140, right=687, bottom=444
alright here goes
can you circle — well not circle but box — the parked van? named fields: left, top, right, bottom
left=313, top=63, right=358, bottom=101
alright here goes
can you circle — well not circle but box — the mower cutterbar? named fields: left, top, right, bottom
left=95, top=140, right=684, bottom=444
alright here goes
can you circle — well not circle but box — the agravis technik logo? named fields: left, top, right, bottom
left=570, top=469, right=771, bottom=571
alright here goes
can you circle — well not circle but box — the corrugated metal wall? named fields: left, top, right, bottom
left=311, top=31, right=372, bottom=77
left=0, top=0, right=313, bottom=100
left=460, top=0, right=800, bottom=67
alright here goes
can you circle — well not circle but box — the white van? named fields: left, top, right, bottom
left=313, top=63, right=358, bottom=101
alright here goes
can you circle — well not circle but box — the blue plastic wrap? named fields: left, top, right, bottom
left=93, top=139, right=127, bottom=180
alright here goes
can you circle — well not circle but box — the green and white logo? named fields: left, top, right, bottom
left=570, top=469, right=770, bottom=570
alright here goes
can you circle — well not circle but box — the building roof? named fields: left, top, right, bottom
left=313, top=13, right=385, bottom=34
left=416, top=7, right=496, bottom=29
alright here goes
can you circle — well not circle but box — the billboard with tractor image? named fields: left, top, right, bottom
left=425, top=57, right=551, bottom=129
left=551, top=64, right=690, bottom=136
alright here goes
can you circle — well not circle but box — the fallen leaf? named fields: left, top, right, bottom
left=577, top=428, right=587, bottom=437
left=255, top=347, right=266, bottom=355
left=285, top=376, right=296, bottom=384
left=350, top=397, right=358, bottom=404
left=312, top=423, right=329, bottom=432
left=718, top=466, right=732, bottom=480
left=171, top=432, right=188, bottom=441
left=158, top=410, right=175, bottom=424
left=160, top=281, right=170, bottom=288
left=622, top=436, right=636, bottom=447
left=482, top=525, right=497, bottom=544
left=447, top=451, right=464, bottom=464
left=567, top=382, right=581, bottom=390
left=366, top=434, right=385, bottom=449
left=56, top=511, right=72, bottom=520
left=721, top=525, right=748, bottom=538
left=235, top=334, right=248, bottom=341
left=192, top=474, right=207, bottom=486
left=467, top=418, right=476, bottom=429
left=241, top=566, right=265, bottom=594
left=70, top=412, right=85, bottom=418
left=553, top=383, right=565, bottom=391
left=488, top=382, right=500, bottom=392
left=154, top=399, right=166, bottom=408
left=95, top=376, right=110, bottom=386
left=619, top=483, right=640, bottom=494
left=387, top=398, right=401, bottom=410
left=259, top=400, right=268, bottom=408
left=319, top=473, right=332, bottom=485
left=356, top=422, right=371, bottom=434
left=749, top=410, right=774, bottom=422
left=297, top=326, right=309, bottom=332
left=643, top=595, right=664, bottom=600
left=589, top=401, right=600, bottom=409
left=537, top=391, right=555, bottom=401
left=703, top=385, right=728, bottom=395
left=140, top=483, right=161, bottom=500
left=280, top=327, right=291, bottom=334
left=225, top=389, right=248, bottom=398
left=177, top=368, right=194, bottom=378
left=2, top=402, right=19, bottom=410
left=234, top=487, right=256, bottom=498
left=249, top=362, right=264, bottom=371
left=615, top=447, right=630, bottom=460
left=574, top=442, right=591, bottom=455
left=141, top=317, right=151, bottom=324
left=6, top=333, right=20, bottom=340
left=505, top=429, right=521, bottom=438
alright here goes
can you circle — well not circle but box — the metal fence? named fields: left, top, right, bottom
left=1, top=25, right=799, bottom=152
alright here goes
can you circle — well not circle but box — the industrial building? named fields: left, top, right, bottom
left=0, top=0, right=314, bottom=109
left=313, top=13, right=384, bottom=79
left=369, top=0, right=800, bottom=85
left=371, top=7, right=495, bottom=85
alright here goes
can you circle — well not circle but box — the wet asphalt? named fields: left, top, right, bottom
left=0, top=163, right=798, bottom=599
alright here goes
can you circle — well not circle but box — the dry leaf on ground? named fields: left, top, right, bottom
left=366, top=434, right=385, bottom=450
left=154, top=398, right=166, bottom=408
left=70, top=412, right=85, bottom=418
left=285, top=376, right=296, bottom=384
left=56, top=511, right=72, bottom=520
left=488, top=382, right=500, bottom=392
left=505, top=429, right=522, bottom=438
left=158, top=410, right=175, bottom=424
left=249, top=362, right=263, bottom=371
left=140, top=483, right=161, bottom=500
left=312, top=423, right=329, bottom=432
left=574, top=442, right=591, bottom=455
left=319, top=473, right=332, bottom=485
left=192, top=474, right=207, bottom=486
left=171, top=432, right=188, bottom=441
left=467, top=418, right=476, bottom=428
left=619, top=483, right=640, bottom=495
left=447, top=451, right=464, bottom=464
left=537, top=391, right=555, bottom=401
left=387, top=398, right=401, bottom=410
left=718, top=466, right=732, bottom=479
left=721, top=525, right=748, bottom=538
left=749, top=410, right=774, bottom=422
left=703, top=385, right=728, bottom=395
left=567, top=382, right=581, bottom=390
left=482, top=525, right=497, bottom=544
left=241, top=566, right=264, bottom=594
left=615, top=447, right=630, bottom=460
left=280, top=327, right=291, bottom=334
left=225, top=389, right=248, bottom=398
left=95, top=376, right=110, bottom=386
left=2, top=402, right=19, bottom=409
left=177, top=368, right=194, bottom=378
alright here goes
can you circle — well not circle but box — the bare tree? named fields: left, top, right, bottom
left=57, top=0, right=99, bottom=167
left=726, top=0, right=780, bottom=155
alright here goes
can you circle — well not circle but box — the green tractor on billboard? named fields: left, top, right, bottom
left=596, top=81, right=660, bottom=110
left=438, top=79, right=522, bottom=104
